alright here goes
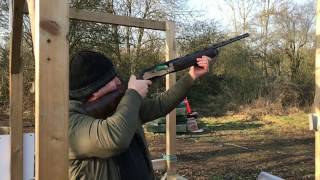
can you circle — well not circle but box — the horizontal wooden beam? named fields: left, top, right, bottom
left=0, top=127, right=10, bottom=134
left=69, top=8, right=166, bottom=31
left=24, top=7, right=166, bottom=30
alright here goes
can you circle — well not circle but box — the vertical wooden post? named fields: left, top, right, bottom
left=32, top=0, right=69, bottom=179
left=165, top=21, right=177, bottom=178
left=26, top=0, right=35, bottom=45
left=9, top=0, right=25, bottom=180
left=315, top=0, right=320, bottom=179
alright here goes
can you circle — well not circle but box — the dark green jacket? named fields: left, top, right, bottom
left=68, top=74, right=195, bottom=180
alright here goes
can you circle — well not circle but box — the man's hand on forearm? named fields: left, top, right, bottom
left=188, top=56, right=212, bottom=80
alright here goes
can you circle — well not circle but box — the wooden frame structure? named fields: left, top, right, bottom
left=10, top=0, right=320, bottom=179
left=9, top=0, right=179, bottom=180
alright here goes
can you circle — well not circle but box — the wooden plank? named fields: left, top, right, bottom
left=9, top=73, right=23, bottom=180
left=9, top=0, right=25, bottom=74
left=0, top=127, right=10, bottom=134
left=33, top=0, right=69, bottom=179
left=165, top=21, right=177, bottom=179
left=315, top=1, right=320, bottom=179
left=25, top=7, right=166, bottom=31
left=9, top=0, right=25, bottom=180
left=0, top=120, right=33, bottom=127
left=69, top=8, right=166, bottom=31
left=152, top=159, right=166, bottom=171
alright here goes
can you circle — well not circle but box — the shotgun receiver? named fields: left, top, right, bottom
left=139, top=33, right=249, bottom=80
left=82, top=33, right=249, bottom=119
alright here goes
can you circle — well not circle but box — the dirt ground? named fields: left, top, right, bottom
left=146, top=112, right=314, bottom=180
left=0, top=110, right=314, bottom=179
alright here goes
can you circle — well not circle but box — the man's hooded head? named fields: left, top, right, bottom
left=69, top=50, right=116, bottom=101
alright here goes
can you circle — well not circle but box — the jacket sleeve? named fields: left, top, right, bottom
left=139, top=73, right=195, bottom=123
left=69, top=89, right=142, bottom=159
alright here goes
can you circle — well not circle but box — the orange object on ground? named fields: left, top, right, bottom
left=184, top=97, right=192, bottom=114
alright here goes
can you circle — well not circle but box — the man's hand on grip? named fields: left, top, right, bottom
left=128, top=75, right=152, bottom=98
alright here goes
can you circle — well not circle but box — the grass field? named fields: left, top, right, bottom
left=0, top=108, right=314, bottom=179
left=146, top=112, right=314, bottom=179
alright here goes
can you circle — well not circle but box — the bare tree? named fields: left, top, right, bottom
left=112, top=0, right=195, bottom=74
left=223, top=0, right=257, bottom=33
left=0, top=0, right=9, bottom=47
left=274, top=0, right=315, bottom=80
left=252, top=0, right=283, bottom=77
left=68, top=0, right=195, bottom=74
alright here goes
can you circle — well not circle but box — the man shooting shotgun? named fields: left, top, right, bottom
left=82, top=33, right=249, bottom=119
left=68, top=33, right=249, bottom=180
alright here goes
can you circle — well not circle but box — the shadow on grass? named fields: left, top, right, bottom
left=198, top=120, right=264, bottom=132
left=177, top=137, right=313, bottom=162
left=178, top=147, right=251, bottom=162
left=176, top=137, right=314, bottom=179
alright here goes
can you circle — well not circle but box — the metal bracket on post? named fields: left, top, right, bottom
left=309, top=113, right=320, bottom=131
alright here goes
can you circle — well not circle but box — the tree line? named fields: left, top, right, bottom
left=0, top=0, right=316, bottom=116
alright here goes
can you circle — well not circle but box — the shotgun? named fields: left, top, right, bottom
left=82, top=33, right=250, bottom=119
left=139, top=33, right=249, bottom=80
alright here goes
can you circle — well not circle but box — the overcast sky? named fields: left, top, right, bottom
left=186, top=0, right=232, bottom=27
left=186, top=0, right=311, bottom=30
left=0, top=0, right=313, bottom=47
